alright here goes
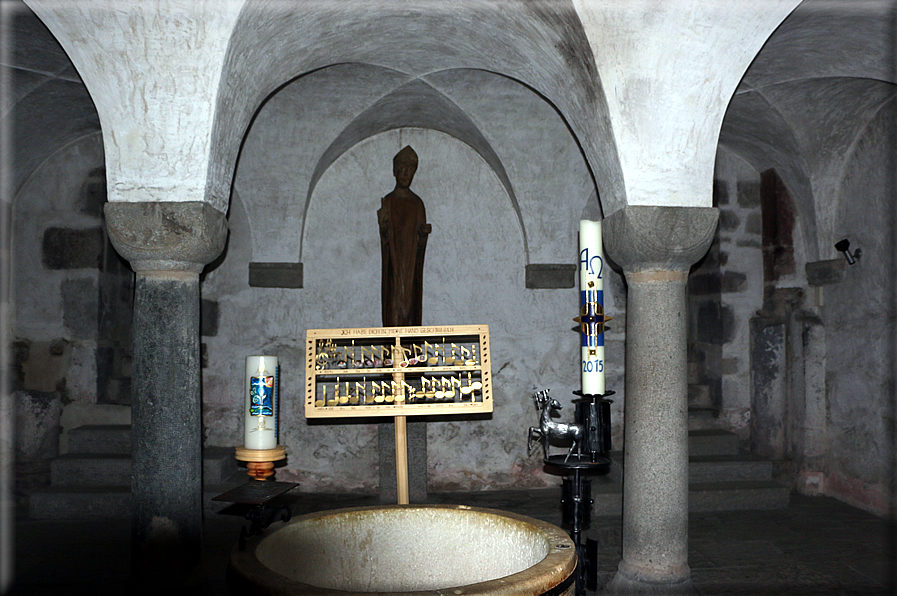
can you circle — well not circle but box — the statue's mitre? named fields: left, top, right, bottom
left=394, top=146, right=418, bottom=168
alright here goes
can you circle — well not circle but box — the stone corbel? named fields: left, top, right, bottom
left=104, top=201, right=227, bottom=273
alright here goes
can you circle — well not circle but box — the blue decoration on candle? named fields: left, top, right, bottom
left=579, top=289, right=606, bottom=348
left=250, top=374, right=274, bottom=417
left=274, top=365, right=280, bottom=440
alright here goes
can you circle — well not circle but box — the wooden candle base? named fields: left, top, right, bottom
left=235, top=445, right=287, bottom=481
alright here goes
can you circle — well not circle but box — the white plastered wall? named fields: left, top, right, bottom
left=203, top=116, right=626, bottom=490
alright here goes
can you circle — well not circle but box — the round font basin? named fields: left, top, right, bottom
left=228, top=504, right=576, bottom=595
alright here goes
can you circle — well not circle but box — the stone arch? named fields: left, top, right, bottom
left=298, top=71, right=536, bottom=264
left=719, top=90, right=816, bottom=260
left=5, top=2, right=102, bottom=196
left=302, top=129, right=525, bottom=328
left=212, top=0, right=622, bottom=219
left=234, top=62, right=595, bottom=269
left=722, top=75, right=897, bottom=263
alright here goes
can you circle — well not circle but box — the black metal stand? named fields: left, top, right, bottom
left=212, top=480, right=300, bottom=551
left=237, top=501, right=292, bottom=551
left=544, top=390, right=613, bottom=595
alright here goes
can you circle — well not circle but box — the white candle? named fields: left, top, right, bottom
left=244, top=355, right=278, bottom=449
left=579, top=220, right=605, bottom=395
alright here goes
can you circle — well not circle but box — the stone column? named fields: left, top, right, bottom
left=603, top=206, right=718, bottom=595
left=105, top=202, right=227, bottom=587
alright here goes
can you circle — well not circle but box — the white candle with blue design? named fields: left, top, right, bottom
left=578, top=220, right=605, bottom=395
left=244, top=355, right=278, bottom=449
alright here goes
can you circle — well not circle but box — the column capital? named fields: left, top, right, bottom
left=104, top=201, right=227, bottom=273
left=604, top=206, right=718, bottom=273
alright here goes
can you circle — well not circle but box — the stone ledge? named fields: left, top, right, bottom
left=248, top=262, right=303, bottom=288
left=525, top=264, right=576, bottom=289
left=805, top=258, right=846, bottom=286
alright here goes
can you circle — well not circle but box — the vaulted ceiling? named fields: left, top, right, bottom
left=5, top=0, right=894, bottom=257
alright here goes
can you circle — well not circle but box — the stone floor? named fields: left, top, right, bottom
left=9, top=488, right=896, bottom=595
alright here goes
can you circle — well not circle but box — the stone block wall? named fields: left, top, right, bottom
left=12, top=135, right=133, bottom=506
left=686, top=148, right=765, bottom=439
left=17, top=166, right=132, bottom=408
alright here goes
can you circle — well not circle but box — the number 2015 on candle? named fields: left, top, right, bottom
left=583, top=359, right=604, bottom=373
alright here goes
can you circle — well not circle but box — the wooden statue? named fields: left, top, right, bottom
left=378, top=146, right=432, bottom=326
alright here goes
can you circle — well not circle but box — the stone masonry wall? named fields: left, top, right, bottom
left=12, top=134, right=131, bottom=509
left=688, top=147, right=765, bottom=441
left=820, top=100, right=895, bottom=514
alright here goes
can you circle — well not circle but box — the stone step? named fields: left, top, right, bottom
left=67, top=424, right=131, bottom=454
left=604, top=451, right=773, bottom=484
left=29, top=486, right=131, bottom=520
left=29, top=483, right=249, bottom=520
left=51, top=453, right=130, bottom=485
left=50, top=447, right=243, bottom=486
left=605, top=430, right=747, bottom=480
left=593, top=430, right=784, bottom=515
left=687, top=362, right=701, bottom=385
left=689, top=429, right=739, bottom=456
left=688, top=480, right=792, bottom=512
left=591, top=479, right=791, bottom=517
left=687, top=406, right=721, bottom=426
left=689, top=454, right=774, bottom=483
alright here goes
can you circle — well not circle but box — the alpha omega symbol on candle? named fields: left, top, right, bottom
left=580, top=247, right=602, bottom=280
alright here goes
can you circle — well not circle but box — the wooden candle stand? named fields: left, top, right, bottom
left=235, top=445, right=287, bottom=480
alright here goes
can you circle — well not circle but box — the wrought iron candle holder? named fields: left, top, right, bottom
left=529, top=388, right=613, bottom=595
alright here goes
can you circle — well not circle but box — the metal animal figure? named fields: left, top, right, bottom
left=527, top=389, right=584, bottom=462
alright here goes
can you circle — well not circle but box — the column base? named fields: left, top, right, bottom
left=604, top=561, right=695, bottom=595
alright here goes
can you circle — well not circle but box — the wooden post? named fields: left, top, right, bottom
left=393, top=337, right=410, bottom=504
left=395, top=415, right=409, bottom=504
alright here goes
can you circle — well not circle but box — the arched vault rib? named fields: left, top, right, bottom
left=723, top=75, right=897, bottom=260
left=720, top=88, right=816, bottom=259
left=212, top=0, right=622, bottom=217
left=299, top=75, right=528, bottom=263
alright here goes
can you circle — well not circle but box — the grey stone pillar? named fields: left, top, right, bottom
left=603, top=206, right=718, bottom=595
left=105, top=202, right=226, bottom=587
